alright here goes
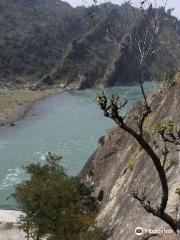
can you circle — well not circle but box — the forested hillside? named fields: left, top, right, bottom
left=0, top=0, right=180, bottom=87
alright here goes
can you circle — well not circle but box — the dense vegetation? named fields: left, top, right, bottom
left=12, top=153, right=103, bottom=240
left=0, top=0, right=180, bottom=87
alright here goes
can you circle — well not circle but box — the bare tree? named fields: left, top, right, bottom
left=92, top=0, right=180, bottom=235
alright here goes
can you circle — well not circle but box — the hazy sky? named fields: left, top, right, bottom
left=65, top=0, right=180, bottom=18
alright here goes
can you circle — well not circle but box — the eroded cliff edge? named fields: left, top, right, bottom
left=80, top=75, right=180, bottom=240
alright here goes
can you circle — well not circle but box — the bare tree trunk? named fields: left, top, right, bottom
left=120, top=123, right=169, bottom=212
left=138, top=65, right=148, bottom=110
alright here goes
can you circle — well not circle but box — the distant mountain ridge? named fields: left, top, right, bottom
left=0, top=0, right=180, bottom=88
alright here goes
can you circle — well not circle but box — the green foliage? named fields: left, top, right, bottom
left=175, top=188, right=180, bottom=196
left=130, top=147, right=136, bottom=154
left=143, top=131, right=150, bottom=142
left=0, top=0, right=179, bottom=87
left=84, top=227, right=104, bottom=240
left=174, top=205, right=179, bottom=212
left=126, top=160, right=135, bottom=171
left=166, top=121, right=175, bottom=133
left=140, top=187, right=147, bottom=202
left=156, top=123, right=166, bottom=134
left=96, top=92, right=106, bottom=106
left=12, top=153, right=102, bottom=240
left=168, top=156, right=178, bottom=167
left=0, top=0, right=94, bottom=82
left=156, top=121, right=177, bottom=135
left=164, top=68, right=176, bottom=86
left=139, top=174, right=146, bottom=182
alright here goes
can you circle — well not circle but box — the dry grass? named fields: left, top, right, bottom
left=0, top=87, right=62, bottom=111
left=0, top=89, right=43, bottom=111
left=0, top=87, right=63, bottom=125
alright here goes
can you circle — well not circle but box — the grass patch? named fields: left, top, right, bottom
left=126, top=160, right=135, bottom=171
left=126, top=144, right=143, bottom=171
left=0, top=89, right=44, bottom=111
left=0, top=87, right=61, bottom=112
left=168, top=156, right=178, bottom=167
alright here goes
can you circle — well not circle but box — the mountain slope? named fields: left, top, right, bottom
left=0, top=0, right=180, bottom=87
left=0, top=0, right=89, bottom=82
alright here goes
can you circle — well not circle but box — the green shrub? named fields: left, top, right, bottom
left=164, top=68, right=176, bottom=86
left=143, top=131, right=150, bottom=142
left=175, top=188, right=180, bottom=195
left=98, top=135, right=105, bottom=146
left=156, top=123, right=166, bottom=134
left=126, top=160, right=135, bottom=171
left=169, top=156, right=178, bottom=166
left=12, top=153, right=100, bottom=240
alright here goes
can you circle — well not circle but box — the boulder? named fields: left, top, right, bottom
left=0, top=222, right=13, bottom=230
left=41, top=74, right=54, bottom=85
left=59, top=84, right=67, bottom=89
left=28, top=82, right=42, bottom=91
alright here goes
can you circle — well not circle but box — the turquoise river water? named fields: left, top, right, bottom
left=0, top=82, right=158, bottom=206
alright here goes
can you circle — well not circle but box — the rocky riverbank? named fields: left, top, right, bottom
left=0, top=85, right=68, bottom=240
left=0, top=209, right=27, bottom=240
left=0, top=86, right=65, bottom=127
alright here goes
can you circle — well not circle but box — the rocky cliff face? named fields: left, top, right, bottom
left=80, top=75, right=180, bottom=240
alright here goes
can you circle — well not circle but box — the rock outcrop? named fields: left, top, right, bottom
left=41, top=75, right=54, bottom=86
left=80, top=75, right=180, bottom=239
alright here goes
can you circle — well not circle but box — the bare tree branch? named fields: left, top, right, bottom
left=93, top=0, right=180, bottom=235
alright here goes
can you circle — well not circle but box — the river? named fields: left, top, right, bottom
left=0, top=82, right=158, bottom=206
